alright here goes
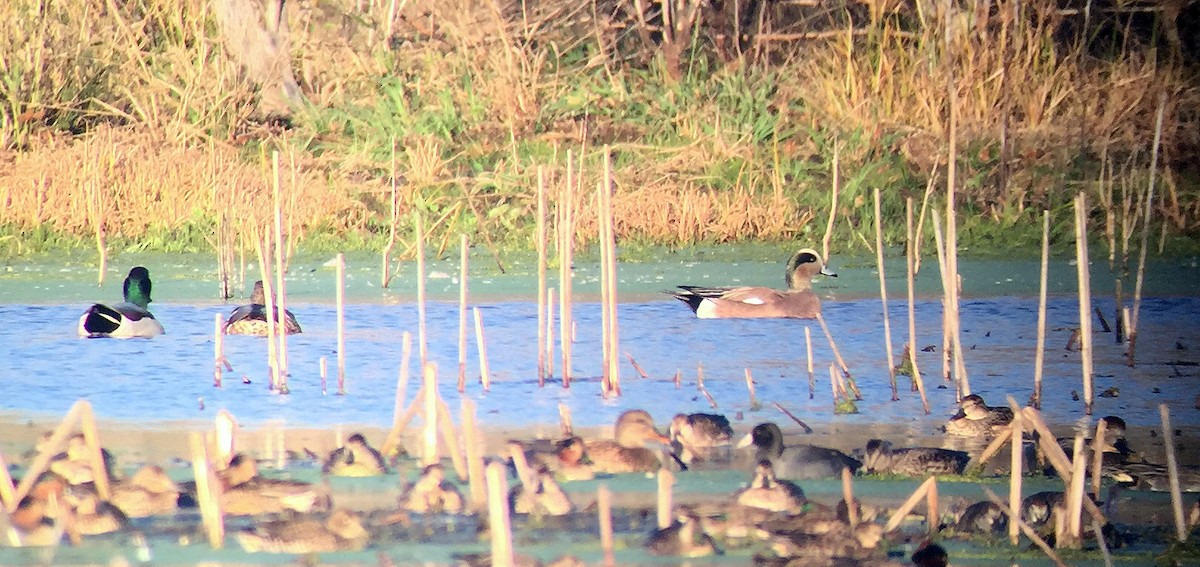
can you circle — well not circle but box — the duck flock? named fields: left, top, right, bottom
left=13, top=258, right=1197, bottom=564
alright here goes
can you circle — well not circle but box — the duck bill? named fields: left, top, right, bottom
left=735, top=432, right=753, bottom=449
left=819, top=266, right=838, bottom=277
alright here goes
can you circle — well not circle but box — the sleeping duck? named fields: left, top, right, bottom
left=78, top=266, right=164, bottom=338
left=943, top=394, right=1014, bottom=437
left=669, top=412, right=733, bottom=464
left=224, top=280, right=302, bottom=335
left=859, top=439, right=970, bottom=476
left=323, top=433, right=388, bottom=477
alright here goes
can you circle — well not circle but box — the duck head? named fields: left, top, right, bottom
left=736, top=423, right=785, bottom=458
left=784, top=249, right=836, bottom=291
left=123, top=267, right=154, bottom=309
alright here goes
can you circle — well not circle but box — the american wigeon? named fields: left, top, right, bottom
left=859, top=439, right=969, bottom=476
left=224, top=280, right=302, bottom=335
left=667, top=248, right=836, bottom=319
left=77, top=266, right=165, bottom=338
left=943, top=394, right=1014, bottom=437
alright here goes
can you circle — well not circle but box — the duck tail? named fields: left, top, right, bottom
left=82, top=304, right=123, bottom=336
left=664, top=289, right=705, bottom=314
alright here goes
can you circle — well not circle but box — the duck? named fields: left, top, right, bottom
left=586, top=410, right=672, bottom=474
left=234, top=509, right=369, bottom=553
left=109, top=465, right=180, bottom=518
left=943, top=394, right=1013, bottom=437
left=669, top=412, right=733, bottom=464
left=224, top=280, right=302, bottom=335
left=1055, top=415, right=1135, bottom=461
left=954, top=500, right=1007, bottom=534
left=64, top=490, right=129, bottom=536
left=323, top=433, right=388, bottom=477
left=735, top=460, right=807, bottom=514
left=911, top=541, right=949, bottom=567
left=46, top=433, right=117, bottom=486
left=78, top=266, right=165, bottom=338
left=859, top=439, right=969, bottom=476
left=512, top=436, right=594, bottom=482
left=7, top=493, right=63, bottom=547
left=759, top=506, right=886, bottom=562
left=198, top=454, right=327, bottom=515
left=737, top=422, right=861, bottom=480
left=1020, top=491, right=1063, bottom=527
left=646, top=509, right=720, bottom=557
left=666, top=248, right=836, bottom=319
left=509, top=464, right=574, bottom=516
left=399, top=463, right=465, bottom=514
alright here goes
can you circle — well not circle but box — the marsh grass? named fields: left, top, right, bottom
left=1, top=0, right=1198, bottom=256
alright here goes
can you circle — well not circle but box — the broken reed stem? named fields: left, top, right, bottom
left=696, top=364, right=718, bottom=409
left=772, top=402, right=815, bottom=434
left=560, top=150, right=575, bottom=388
left=336, top=253, right=346, bottom=394
left=626, top=353, right=649, bottom=378
left=76, top=403, right=110, bottom=500
left=981, top=487, right=1070, bottom=567
left=0, top=452, right=15, bottom=512
left=189, top=432, right=224, bottom=549
left=603, top=156, right=620, bottom=397
left=436, top=397, right=467, bottom=480
left=841, top=467, right=858, bottom=527
left=415, top=212, right=428, bottom=367
left=822, top=143, right=839, bottom=262
left=1129, top=93, right=1167, bottom=354
left=545, top=287, right=555, bottom=381
left=537, top=167, right=548, bottom=386
left=1067, top=437, right=1087, bottom=545
left=381, top=138, right=398, bottom=287
left=485, top=462, right=514, bottom=566
left=815, top=313, right=861, bottom=399
left=1034, top=211, right=1050, bottom=409
left=1161, top=404, right=1188, bottom=542
left=558, top=403, right=573, bottom=437
left=598, top=180, right=613, bottom=396
left=13, top=402, right=86, bottom=505
left=945, top=55, right=965, bottom=398
left=913, top=173, right=937, bottom=275
left=744, top=368, right=759, bottom=410
left=884, top=476, right=936, bottom=532
left=381, top=331, right=412, bottom=457
left=829, top=364, right=842, bottom=407
left=931, top=214, right=967, bottom=393
left=1091, top=419, right=1108, bottom=500
left=253, top=229, right=280, bottom=391
left=598, top=484, right=615, bottom=567
left=462, top=398, right=487, bottom=512
left=458, top=234, right=469, bottom=392
left=271, top=152, right=289, bottom=392
left=1075, top=194, right=1094, bottom=414
left=473, top=307, right=492, bottom=390
left=421, top=362, right=439, bottom=467
left=874, top=188, right=898, bottom=401
left=905, top=197, right=930, bottom=413
left=213, top=313, right=224, bottom=388
left=657, top=468, right=673, bottom=529
left=805, top=326, right=816, bottom=399
left=1009, top=401, right=1024, bottom=545
left=1022, top=407, right=1109, bottom=526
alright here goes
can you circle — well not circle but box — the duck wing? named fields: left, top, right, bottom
left=777, top=445, right=862, bottom=479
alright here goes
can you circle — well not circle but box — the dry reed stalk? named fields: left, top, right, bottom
left=598, top=182, right=612, bottom=396
left=805, top=326, right=815, bottom=399
left=545, top=287, right=555, bottom=381
left=559, top=403, right=573, bottom=437
left=841, top=467, right=857, bottom=527
left=913, top=173, right=937, bottom=275
left=336, top=253, right=346, bottom=394
left=930, top=214, right=966, bottom=393
left=884, top=476, right=936, bottom=532
left=381, top=138, right=398, bottom=287
left=1160, top=404, right=1188, bottom=542
left=560, top=150, right=575, bottom=388
left=1129, top=94, right=1167, bottom=363
left=212, top=409, right=238, bottom=470
left=253, top=230, right=280, bottom=391
left=485, top=462, right=514, bottom=566
left=421, top=362, right=439, bottom=467
left=381, top=331, right=412, bottom=457
left=598, top=484, right=615, bottom=566
left=1020, top=407, right=1109, bottom=525
left=1090, top=419, right=1108, bottom=500
left=0, top=452, right=14, bottom=511
left=1034, top=211, right=1051, bottom=408
left=473, top=307, right=492, bottom=390
left=874, top=188, right=899, bottom=401
left=822, top=143, right=839, bottom=262
left=11, top=400, right=81, bottom=506
left=537, top=167, right=548, bottom=386
left=980, top=487, right=1069, bottom=567
left=462, top=398, right=487, bottom=512
left=214, top=313, right=224, bottom=387
left=772, top=403, right=814, bottom=434
left=1066, top=436, right=1087, bottom=546
left=626, top=353, right=649, bottom=379
left=319, top=357, right=327, bottom=394
left=71, top=402, right=110, bottom=501
left=1009, top=401, right=1024, bottom=545
left=603, top=173, right=620, bottom=397
left=189, top=432, right=224, bottom=549
left=815, top=313, right=861, bottom=399
left=745, top=369, right=760, bottom=410
left=436, top=397, right=467, bottom=480
left=271, top=152, right=289, bottom=393
left=696, top=364, right=718, bottom=409
left=415, top=212, right=428, bottom=367
left=657, top=468, right=673, bottom=529
left=972, top=425, right=1015, bottom=469
left=456, top=234, right=470, bottom=392
left=905, top=197, right=930, bottom=413
left=829, top=364, right=841, bottom=409
left=1074, top=194, right=1094, bottom=414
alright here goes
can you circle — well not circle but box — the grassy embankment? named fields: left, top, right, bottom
left=1, top=0, right=1197, bottom=262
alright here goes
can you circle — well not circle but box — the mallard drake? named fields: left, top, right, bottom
left=399, top=463, right=465, bottom=514
left=943, top=394, right=1014, bottom=437
left=669, top=412, right=733, bottom=464
left=735, top=460, right=807, bottom=514
left=737, top=422, right=861, bottom=480
left=646, top=510, right=719, bottom=557
left=224, top=280, right=302, bottom=335
left=955, top=500, right=1007, bottom=534
left=109, top=465, right=180, bottom=518
left=509, top=464, right=574, bottom=516
left=666, top=249, right=836, bottom=319
left=323, top=433, right=388, bottom=477
left=859, top=439, right=969, bottom=476
left=78, top=266, right=164, bottom=338
left=235, top=509, right=369, bottom=553
left=586, top=410, right=671, bottom=474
